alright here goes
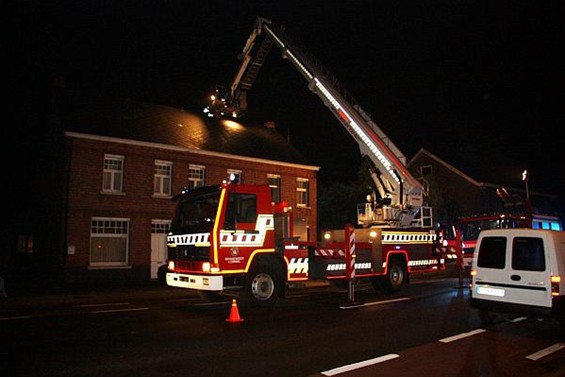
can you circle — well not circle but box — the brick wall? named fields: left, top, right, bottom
left=65, top=136, right=317, bottom=284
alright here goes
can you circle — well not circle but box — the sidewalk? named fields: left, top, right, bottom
left=0, top=265, right=461, bottom=310
left=0, top=281, right=189, bottom=311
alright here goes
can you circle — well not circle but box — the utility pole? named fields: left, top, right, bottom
left=522, top=169, right=532, bottom=215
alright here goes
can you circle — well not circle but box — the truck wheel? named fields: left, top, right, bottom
left=382, top=260, right=407, bottom=292
left=197, top=290, right=227, bottom=302
left=242, top=263, right=282, bottom=306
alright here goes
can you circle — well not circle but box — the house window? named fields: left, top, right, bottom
left=268, top=174, right=281, bottom=203
left=420, top=165, right=432, bottom=176
left=296, top=178, right=309, bottom=208
left=188, top=164, right=205, bottom=189
left=227, top=169, right=242, bottom=184
left=17, top=235, right=33, bottom=254
left=103, top=154, right=124, bottom=194
left=151, top=220, right=171, bottom=233
left=154, top=160, right=172, bottom=197
left=90, top=218, right=129, bottom=267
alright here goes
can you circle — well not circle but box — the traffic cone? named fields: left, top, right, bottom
left=226, top=298, right=244, bottom=322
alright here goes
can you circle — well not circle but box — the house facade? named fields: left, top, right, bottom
left=12, top=89, right=319, bottom=288
left=407, top=148, right=559, bottom=222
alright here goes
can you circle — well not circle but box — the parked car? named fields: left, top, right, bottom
left=469, top=228, right=565, bottom=324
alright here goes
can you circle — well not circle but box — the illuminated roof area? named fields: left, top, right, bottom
left=58, top=88, right=309, bottom=165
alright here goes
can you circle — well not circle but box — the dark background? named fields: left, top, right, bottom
left=12, top=1, right=564, bottom=217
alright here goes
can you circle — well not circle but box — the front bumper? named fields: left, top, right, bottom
left=166, top=272, right=223, bottom=291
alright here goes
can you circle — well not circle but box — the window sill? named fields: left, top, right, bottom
left=152, top=194, right=173, bottom=199
left=100, top=191, right=126, bottom=196
left=88, top=265, right=132, bottom=270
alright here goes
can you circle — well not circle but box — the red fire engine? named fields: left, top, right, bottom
left=457, top=212, right=562, bottom=269
left=166, top=17, right=444, bottom=305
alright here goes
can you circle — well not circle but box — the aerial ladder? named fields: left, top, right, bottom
left=204, top=17, right=432, bottom=228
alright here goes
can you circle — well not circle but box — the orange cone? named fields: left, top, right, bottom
left=226, top=299, right=244, bottom=322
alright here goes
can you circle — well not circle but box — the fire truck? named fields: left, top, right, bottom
left=166, top=17, right=444, bottom=305
left=456, top=212, right=562, bottom=270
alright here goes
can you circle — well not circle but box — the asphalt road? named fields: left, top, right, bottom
left=1, top=268, right=564, bottom=377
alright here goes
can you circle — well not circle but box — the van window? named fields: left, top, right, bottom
left=512, top=237, right=545, bottom=272
left=477, top=237, right=507, bottom=269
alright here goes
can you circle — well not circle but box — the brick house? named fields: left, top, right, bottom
left=407, top=148, right=559, bottom=222
left=15, top=89, right=319, bottom=288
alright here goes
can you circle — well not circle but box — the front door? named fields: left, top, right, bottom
left=151, top=233, right=167, bottom=280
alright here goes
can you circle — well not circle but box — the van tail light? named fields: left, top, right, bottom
left=469, top=269, right=477, bottom=292
left=551, top=275, right=561, bottom=297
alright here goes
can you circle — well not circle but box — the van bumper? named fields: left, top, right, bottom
left=470, top=296, right=565, bottom=319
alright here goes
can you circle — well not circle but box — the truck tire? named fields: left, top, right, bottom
left=382, top=259, right=407, bottom=292
left=242, top=262, right=282, bottom=306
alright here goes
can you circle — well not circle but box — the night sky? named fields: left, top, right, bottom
left=13, top=1, right=564, bottom=214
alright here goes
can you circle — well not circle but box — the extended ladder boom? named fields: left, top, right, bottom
left=204, top=17, right=432, bottom=228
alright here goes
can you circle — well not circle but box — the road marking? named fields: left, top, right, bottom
left=0, top=315, right=33, bottom=321
left=339, top=297, right=410, bottom=310
left=194, top=301, right=232, bottom=307
left=76, top=302, right=130, bottom=308
left=365, top=297, right=410, bottom=306
left=90, top=307, right=149, bottom=314
left=321, top=354, right=400, bottom=376
left=509, top=316, right=528, bottom=323
left=439, top=328, right=486, bottom=343
left=526, top=343, right=565, bottom=361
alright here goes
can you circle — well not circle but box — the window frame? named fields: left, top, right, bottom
left=153, top=160, right=173, bottom=197
left=188, top=164, right=206, bottom=189
left=296, top=177, right=309, bottom=208
left=89, top=217, right=130, bottom=267
left=227, top=169, right=243, bottom=184
left=268, top=174, right=281, bottom=204
left=102, top=154, right=125, bottom=194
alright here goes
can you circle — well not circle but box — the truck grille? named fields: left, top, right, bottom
left=168, top=245, right=211, bottom=262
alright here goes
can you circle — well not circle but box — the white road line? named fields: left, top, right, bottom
left=439, top=328, right=486, bottom=343
left=76, top=302, right=130, bottom=308
left=509, top=316, right=528, bottom=323
left=339, top=297, right=410, bottom=310
left=526, top=343, right=565, bottom=361
left=321, top=354, right=400, bottom=376
left=90, top=307, right=149, bottom=314
left=194, top=301, right=232, bottom=307
left=0, top=315, right=33, bottom=321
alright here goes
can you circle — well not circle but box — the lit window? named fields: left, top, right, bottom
left=154, top=160, right=172, bottom=197
left=268, top=174, right=281, bottom=203
left=102, top=154, right=124, bottom=194
left=188, top=164, right=206, bottom=189
left=90, top=218, right=129, bottom=267
left=296, top=178, right=309, bottom=208
left=227, top=169, right=243, bottom=184
left=151, top=220, right=171, bottom=234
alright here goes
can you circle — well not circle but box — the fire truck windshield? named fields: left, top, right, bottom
left=170, top=190, right=220, bottom=234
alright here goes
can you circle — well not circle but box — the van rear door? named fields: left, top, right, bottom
left=506, top=235, right=550, bottom=308
left=473, top=232, right=551, bottom=308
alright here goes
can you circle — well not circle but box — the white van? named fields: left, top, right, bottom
left=469, top=228, right=565, bottom=323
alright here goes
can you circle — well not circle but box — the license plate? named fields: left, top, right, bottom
left=476, top=286, right=505, bottom=297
